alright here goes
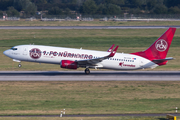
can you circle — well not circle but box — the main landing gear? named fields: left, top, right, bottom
left=85, top=68, right=90, bottom=74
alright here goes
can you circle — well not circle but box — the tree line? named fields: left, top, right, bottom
left=0, top=0, right=180, bottom=16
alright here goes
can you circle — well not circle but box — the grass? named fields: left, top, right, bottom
left=1, top=20, right=180, bottom=26
left=0, top=29, right=180, bottom=71
left=0, top=116, right=169, bottom=120
left=0, top=81, right=180, bottom=115
left=0, top=29, right=180, bottom=47
left=0, top=116, right=170, bottom=120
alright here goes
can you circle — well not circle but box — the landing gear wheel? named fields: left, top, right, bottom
left=18, top=64, right=22, bottom=68
left=85, top=68, right=90, bottom=75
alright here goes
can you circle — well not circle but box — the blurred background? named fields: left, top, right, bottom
left=1, top=0, right=180, bottom=21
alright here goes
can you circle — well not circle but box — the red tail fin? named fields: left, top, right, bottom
left=131, top=28, right=176, bottom=64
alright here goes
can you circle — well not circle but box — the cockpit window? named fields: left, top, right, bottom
left=11, top=47, right=18, bottom=51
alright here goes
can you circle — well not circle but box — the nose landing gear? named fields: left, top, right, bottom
left=85, top=68, right=90, bottom=74
left=18, top=63, right=22, bottom=68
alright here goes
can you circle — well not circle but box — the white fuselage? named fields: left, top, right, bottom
left=3, top=45, right=158, bottom=70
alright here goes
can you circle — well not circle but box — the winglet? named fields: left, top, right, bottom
left=108, top=46, right=119, bottom=57
left=107, top=44, right=115, bottom=52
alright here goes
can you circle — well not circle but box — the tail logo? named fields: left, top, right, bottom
left=155, top=39, right=168, bottom=52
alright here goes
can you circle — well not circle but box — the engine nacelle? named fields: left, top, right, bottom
left=60, top=60, right=78, bottom=69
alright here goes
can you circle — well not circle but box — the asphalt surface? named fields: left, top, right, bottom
left=0, top=26, right=180, bottom=29
left=0, top=71, right=179, bottom=81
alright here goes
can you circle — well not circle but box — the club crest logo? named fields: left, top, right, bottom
left=29, top=48, right=41, bottom=59
left=155, top=39, right=168, bottom=52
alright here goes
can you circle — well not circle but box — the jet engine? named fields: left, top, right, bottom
left=60, top=60, right=78, bottom=69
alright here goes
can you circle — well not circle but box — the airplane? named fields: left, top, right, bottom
left=3, top=27, right=176, bottom=74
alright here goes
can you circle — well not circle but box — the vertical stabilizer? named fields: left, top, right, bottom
left=131, top=28, right=176, bottom=65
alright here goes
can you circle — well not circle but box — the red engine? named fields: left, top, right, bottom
left=60, top=60, right=78, bottom=69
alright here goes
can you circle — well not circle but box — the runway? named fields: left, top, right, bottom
left=0, top=71, right=179, bottom=81
left=0, top=26, right=180, bottom=29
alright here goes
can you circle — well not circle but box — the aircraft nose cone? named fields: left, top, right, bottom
left=3, top=50, right=9, bottom=56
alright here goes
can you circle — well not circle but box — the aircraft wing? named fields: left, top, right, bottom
left=77, top=46, right=119, bottom=66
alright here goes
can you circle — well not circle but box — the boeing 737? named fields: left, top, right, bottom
left=3, top=28, right=176, bottom=74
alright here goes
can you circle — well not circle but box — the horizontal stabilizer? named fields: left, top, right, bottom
left=152, top=57, right=174, bottom=64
